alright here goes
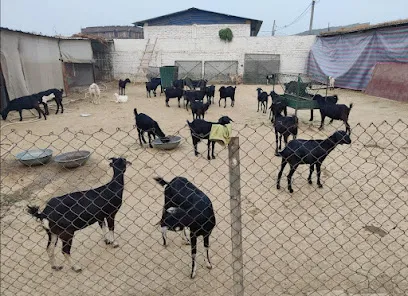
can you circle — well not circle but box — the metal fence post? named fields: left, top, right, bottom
left=228, top=137, right=244, bottom=296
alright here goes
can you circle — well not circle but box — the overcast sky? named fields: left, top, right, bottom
left=1, top=0, right=407, bottom=36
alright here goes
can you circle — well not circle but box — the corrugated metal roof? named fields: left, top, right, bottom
left=0, top=27, right=89, bottom=40
left=319, top=18, right=408, bottom=36
left=133, top=7, right=263, bottom=36
left=81, top=26, right=143, bottom=33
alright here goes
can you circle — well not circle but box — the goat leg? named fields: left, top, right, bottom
left=47, top=231, right=62, bottom=271
left=287, top=164, right=298, bottom=193
left=61, top=233, right=82, bottom=272
left=204, top=235, right=212, bottom=269
left=309, top=109, right=314, bottom=121
left=308, top=164, right=315, bottom=184
left=276, top=160, right=287, bottom=189
left=275, top=131, right=279, bottom=156
left=207, top=140, right=211, bottom=160
left=316, top=163, right=323, bottom=188
left=190, top=235, right=198, bottom=279
left=148, top=133, right=153, bottom=148
left=161, top=226, right=168, bottom=246
left=106, top=216, right=119, bottom=248
left=319, top=114, right=326, bottom=130
left=211, top=141, right=215, bottom=159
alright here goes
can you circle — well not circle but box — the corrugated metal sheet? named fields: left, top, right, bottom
left=364, top=62, right=408, bottom=101
left=133, top=8, right=263, bottom=36
left=307, top=24, right=408, bottom=90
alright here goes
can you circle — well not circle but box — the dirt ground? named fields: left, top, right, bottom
left=1, top=83, right=408, bottom=296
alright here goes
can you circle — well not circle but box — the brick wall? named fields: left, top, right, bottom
left=144, top=24, right=251, bottom=39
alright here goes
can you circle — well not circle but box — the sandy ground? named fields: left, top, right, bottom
left=1, top=83, right=408, bottom=296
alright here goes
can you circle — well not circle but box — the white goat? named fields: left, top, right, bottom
left=113, top=93, right=128, bottom=103
left=41, top=93, right=55, bottom=104
left=89, top=83, right=101, bottom=104
left=329, top=76, right=335, bottom=90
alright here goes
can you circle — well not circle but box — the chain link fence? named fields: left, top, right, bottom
left=1, top=121, right=408, bottom=296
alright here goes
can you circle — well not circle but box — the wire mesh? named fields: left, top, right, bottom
left=1, top=120, right=407, bottom=296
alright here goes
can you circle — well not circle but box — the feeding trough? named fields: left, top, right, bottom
left=152, top=136, right=182, bottom=150
left=16, top=149, right=53, bottom=166
left=54, top=150, right=91, bottom=168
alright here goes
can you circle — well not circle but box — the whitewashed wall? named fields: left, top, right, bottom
left=112, top=35, right=316, bottom=80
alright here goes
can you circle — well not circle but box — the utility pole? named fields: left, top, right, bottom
left=309, top=0, right=316, bottom=35
left=272, top=20, right=276, bottom=36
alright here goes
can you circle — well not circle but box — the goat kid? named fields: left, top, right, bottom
left=256, top=88, right=269, bottom=113
left=89, top=83, right=101, bottom=104
left=118, top=78, right=131, bottom=95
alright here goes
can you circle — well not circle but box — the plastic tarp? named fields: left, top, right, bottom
left=364, top=62, right=408, bottom=101
left=0, top=30, right=64, bottom=99
left=307, top=25, right=408, bottom=90
left=59, top=40, right=94, bottom=63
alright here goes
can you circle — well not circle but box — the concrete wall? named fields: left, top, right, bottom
left=112, top=35, right=316, bottom=80
left=144, top=23, right=251, bottom=39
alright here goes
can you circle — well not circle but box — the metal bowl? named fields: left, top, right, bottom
left=152, top=136, right=182, bottom=150
left=54, top=150, right=91, bottom=168
left=16, top=149, right=53, bottom=166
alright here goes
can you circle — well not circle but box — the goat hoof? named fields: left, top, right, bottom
left=72, top=266, right=82, bottom=273
left=149, top=145, right=153, bottom=148
left=52, top=265, right=63, bottom=271
left=289, top=189, right=294, bottom=193
left=212, top=156, right=216, bottom=159
left=318, top=184, right=323, bottom=188
left=112, top=241, right=119, bottom=248
left=104, top=239, right=111, bottom=245
left=276, top=184, right=280, bottom=190
left=207, top=156, right=211, bottom=160
left=274, top=152, right=279, bottom=156
left=308, top=180, right=312, bottom=184
left=206, top=263, right=213, bottom=269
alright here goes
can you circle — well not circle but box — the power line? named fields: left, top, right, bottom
left=274, top=2, right=314, bottom=32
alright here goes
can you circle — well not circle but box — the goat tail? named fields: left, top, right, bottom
left=154, top=177, right=168, bottom=187
left=134, top=108, right=138, bottom=116
left=27, top=206, right=44, bottom=221
left=349, top=103, right=353, bottom=110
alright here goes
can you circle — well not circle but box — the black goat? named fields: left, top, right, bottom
left=219, top=86, right=236, bottom=108
left=173, top=79, right=185, bottom=89
left=27, top=157, right=131, bottom=272
left=145, top=78, right=162, bottom=98
left=269, top=91, right=287, bottom=122
left=1, top=94, right=46, bottom=121
left=118, top=78, right=131, bottom=95
left=284, top=80, right=311, bottom=97
left=36, top=88, right=64, bottom=115
left=315, top=96, right=353, bottom=134
left=164, top=87, right=184, bottom=107
left=191, top=101, right=210, bottom=120
left=186, top=116, right=233, bottom=160
left=185, top=78, right=207, bottom=90
left=205, top=85, right=215, bottom=104
left=277, top=130, right=351, bottom=193
left=134, top=108, right=167, bottom=148
left=273, top=113, right=298, bottom=156
left=154, top=176, right=216, bottom=279
left=184, top=90, right=206, bottom=110
left=309, top=94, right=339, bottom=122
left=256, top=88, right=269, bottom=113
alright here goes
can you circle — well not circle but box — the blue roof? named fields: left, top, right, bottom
left=133, top=7, right=263, bottom=36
